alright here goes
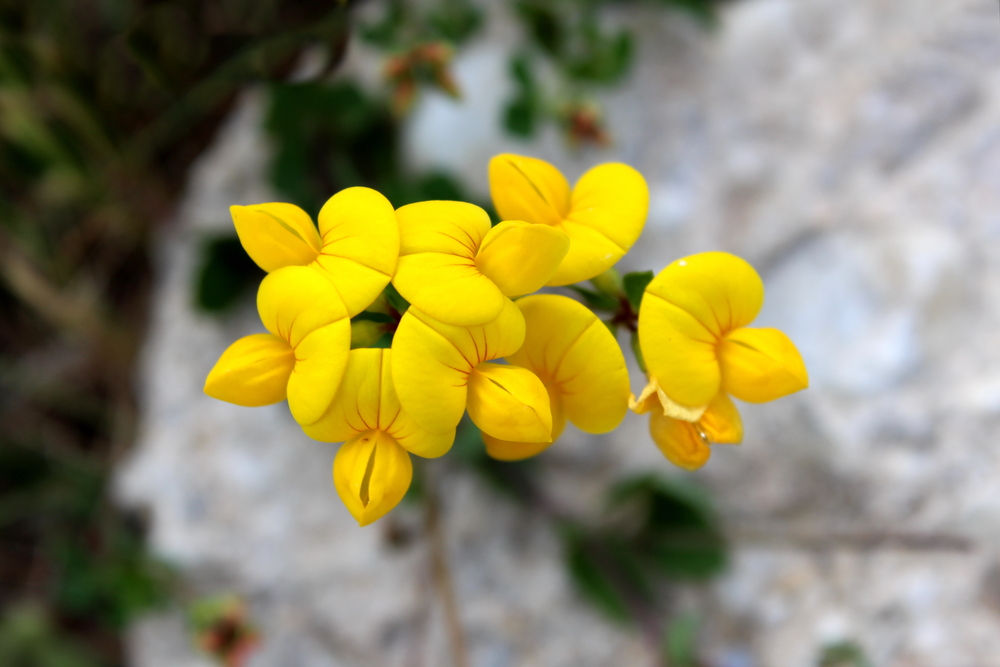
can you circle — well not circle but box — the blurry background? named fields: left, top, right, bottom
left=2, top=1, right=999, bottom=666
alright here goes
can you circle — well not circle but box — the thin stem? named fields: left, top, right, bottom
left=424, top=466, right=470, bottom=667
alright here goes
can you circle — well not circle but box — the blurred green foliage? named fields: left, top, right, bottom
left=504, top=0, right=721, bottom=141
left=449, top=418, right=726, bottom=648
left=0, top=0, right=353, bottom=664
left=818, top=641, right=874, bottom=667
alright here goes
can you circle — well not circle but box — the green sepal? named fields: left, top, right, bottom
left=630, top=330, right=647, bottom=374
left=569, top=285, right=618, bottom=312
left=622, top=270, right=653, bottom=311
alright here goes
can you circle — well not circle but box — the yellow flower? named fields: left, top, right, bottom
left=633, top=251, right=808, bottom=469
left=391, top=299, right=553, bottom=445
left=631, top=384, right=743, bottom=471
left=482, top=294, right=630, bottom=461
left=488, top=154, right=648, bottom=286
left=304, top=348, right=454, bottom=526
left=391, top=200, right=570, bottom=326
left=203, top=266, right=352, bottom=425
left=230, top=187, right=398, bottom=317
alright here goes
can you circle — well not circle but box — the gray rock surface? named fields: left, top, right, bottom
left=118, top=0, right=1000, bottom=665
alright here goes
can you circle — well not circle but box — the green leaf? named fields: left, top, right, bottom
left=568, top=285, right=618, bottom=312
left=818, top=641, right=873, bottom=667
left=622, top=270, right=653, bottom=310
left=427, top=0, right=483, bottom=44
left=664, top=613, right=701, bottom=667
left=630, top=330, right=647, bottom=374
left=515, top=1, right=564, bottom=57
left=609, top=474, right=727, bottom=580
left=564, top=532, right=631, bottom=622
left=383, top=283, right=410, bottom=315
left=352, top=311, right=395, bottom=324
left=195, top=235, right=264, bottom=313
left=503, top=95, right=537, bottom=137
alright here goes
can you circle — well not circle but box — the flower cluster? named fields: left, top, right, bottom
left=204, top=153, right=807, bottom=526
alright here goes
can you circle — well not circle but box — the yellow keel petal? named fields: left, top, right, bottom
left=333, top=430, right=412, bottom=527
left=482, top=386, right=566, bottom=461
left=649, top=411, right=712, bottom=471
left=698, top=392, right=743, bottom=445
left=467, top=363, right=552, bottom=443
left=475, top=221, right=569, bottom=297
left=204, top=334, right=294, bottom=406
left=231, top=203, right=321, bottom=272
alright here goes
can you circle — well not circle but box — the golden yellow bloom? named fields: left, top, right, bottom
left=304, top=348, right=455, bottom=526
left=391, top=200, right=569, bottom=326
left=204, top=266, right=352, bottom=425
left=633, top=251, right=808, bottom=470
left=631, top=385, right=742, bottom=470
left=482, top=295, right=630, bottom=461
left=391, top=299, right=552, bottom=444
left=230, top=187, right=398, bottom=317
left=488, top=154, right=648, bottom=286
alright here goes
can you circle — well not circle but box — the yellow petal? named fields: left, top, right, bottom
left=467, top=363, right=552, bottom=443
left=204, top=334, right=294, bottom=406
left=546, top=219, right=626, bottom=287
left=698, top=392, right=743, bottom=444
left=475, top=221, right=569, bottom=297
left=286, top=320, right=351, bottom=425
left=547, top=163, right=649, bottom=286
left=230, top=203, right=321, bottom=272
left=305, top=349, right=455, bottom=458
left=392, top=252, right=504, bottom=325
left=628, top=377, right=707, bottom=422
left=392, top=200, right=503, bottom=325
left=391, top=300, right=525, bottom=433
left=649, top=412, right=712, bottom=471
left=333, top=430, right=412, bottom=527
left=637, top=292, right=720, bottom=407
left=257, top=265, right=348, bottom=347
left=395, top=200, right=491, bottom=256
left=644, top=251, right=764, bottom=338
left=507, top=294, right=629, bottom=434
left=488, top=154, right=570, bottom=227
left=719, top=327, right=808, bottom=403
left=315, top=187, right=399, bottom=317
left=482, top=385, right=566, bottom=461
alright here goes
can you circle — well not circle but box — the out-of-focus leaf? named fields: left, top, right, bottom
left=622, top=270, right=653, bottom=310
left=566, top=27, right=634, bottom=84
left=359, top=0, right=407, bottom=47
left=656, top=0, right=719, bottom=28
left=569, top=285, right=619, bottom=312
left=195, top=235, right=264, bottom=312
left=0, top=604, right=101, bottom=667
left=504, top=95, right=537, bottom=137
left=664, top=613, right=700, bottom=667
left=565, top=531, right=632, bottom=622
left=427, top=0, right=483, bottom=44
left=610, top=474, right=727, bottom=579
left=516, top=1, right=564, bottom=57
left=818, top=641, right=873, bottom=667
